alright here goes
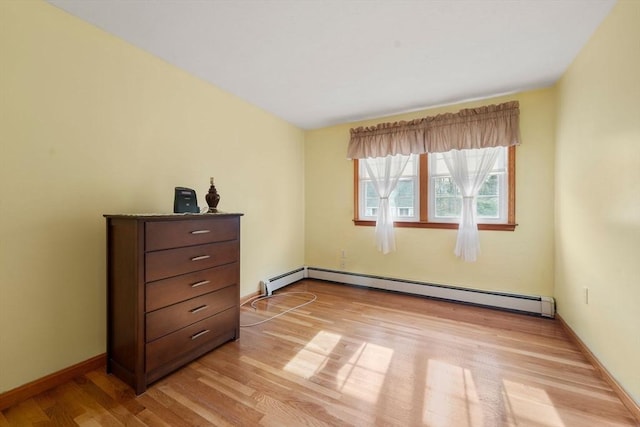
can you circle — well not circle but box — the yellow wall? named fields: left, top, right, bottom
left=305, top=89, right=556, bottom=297
left=555, top=0, right=640, bottom=404
left=0, top=1, right=305, bottom=393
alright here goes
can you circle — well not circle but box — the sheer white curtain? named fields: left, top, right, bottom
left=442, top=147, right=502, bottom=262
left=364, top=154, right=410, bottom=254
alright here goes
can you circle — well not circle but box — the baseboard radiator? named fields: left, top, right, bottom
left=262, top=267, right=308, bottom=296
left=261, top=266, right=555, bottom=318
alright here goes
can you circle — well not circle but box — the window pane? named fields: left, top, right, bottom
left=431, top=155, right=451, bottom=176
left=364, top=180, right=416, bottom=217
left=401, top=155, right=417, bottom=177
left=434, top=176, right=461, bottom=218
left=478, top=174, right=499, bottom=196
left=365, top=182, right=378, bottom=212
left=394, top=180, right=415, bottom=218
left=360, top=155, right=416, bottom=178
left=477, top=174, right=500, bottom=218
left=435, top=196, right=461, bottom=218
left=477, top=196, right=498, bottom=218
left=434, top=176, right=460, bottom=197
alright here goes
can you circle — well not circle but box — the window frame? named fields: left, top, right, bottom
left=353, top=146, right=517, bottom=231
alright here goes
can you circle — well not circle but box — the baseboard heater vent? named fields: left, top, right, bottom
left=306, top=267, right=555, bottom=318
left=262, top=266, right=554, bottom=318
left=262, top=267, right=308, bottom=296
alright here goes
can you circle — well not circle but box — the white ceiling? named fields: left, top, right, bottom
left=48, top=0, right=615, bottom=130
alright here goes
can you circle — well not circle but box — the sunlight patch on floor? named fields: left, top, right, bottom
left=284, top=330, right=342, bottom=378
left=335, top=342, right=394, bottom=403
left=502, top=379, right=565, bottom=427
left=283, top=330, right=394, bottom=403
left=423, top=359, right=483, bottom=427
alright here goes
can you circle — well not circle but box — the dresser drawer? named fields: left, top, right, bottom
left=146, top=262, right=238, bottom=312
left=145, top=217, right=239, bottom=251
left=146, top=307, right=237, bottom=373
left=145, top=240, right=239, bottom=282
left=146, top=285, right=237, bottom=342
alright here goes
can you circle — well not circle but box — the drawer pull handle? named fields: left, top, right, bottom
left=191, top=330, right=210, bottom=340
left=191, top=255, right=210, bottom=261
left=189, top=305, right=208, bottom=314
left=191, top=280, right=210, bottom=288
left=191, top=230, right=211, bottom=235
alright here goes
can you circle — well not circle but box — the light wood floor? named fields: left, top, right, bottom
left=1, top=280, right=637, bottom=426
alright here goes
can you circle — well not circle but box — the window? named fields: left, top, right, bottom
left=359, top=155, right=419, bottom=222
left=354, top=146, right=516, bottom=231
left=428, top=148, right=508, bottom=224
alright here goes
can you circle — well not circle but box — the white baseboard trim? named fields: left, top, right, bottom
left=261, top=266, right=555, bottom=318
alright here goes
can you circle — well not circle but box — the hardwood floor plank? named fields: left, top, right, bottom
left=171, top=366, right=264, bottom=425
left=134, top=392, right=193, bottom=427
left=157, top=383, right=237, bottom=427
left=0, top=412, right=10, bottom=427
left=35, top=389, right=79, bottom=426
left=72, top=376, right=146, bottom=427
left=1, top=399, right=50, bottom=426
left=2, top=280, right=638, bottom=426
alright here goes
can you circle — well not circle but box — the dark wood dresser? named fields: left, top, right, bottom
left=103, top=213, right=242, bottom=394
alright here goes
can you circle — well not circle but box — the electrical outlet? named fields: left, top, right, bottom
left=340, top=260, right=346, bottom=269
left=340, top=249, right=347, bottom=259
left=583, top=287, right=589, bottom=304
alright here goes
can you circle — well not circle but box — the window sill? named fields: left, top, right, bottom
left=353, top=220, right=517, bottom=231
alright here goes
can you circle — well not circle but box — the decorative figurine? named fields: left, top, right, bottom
left=205, top=177, right=221, bottom=213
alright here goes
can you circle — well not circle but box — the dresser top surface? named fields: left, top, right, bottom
left=104, top=212, right=243, bottom=220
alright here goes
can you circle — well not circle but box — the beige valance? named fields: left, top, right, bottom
left=347, top=101, right=521, bottom=159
